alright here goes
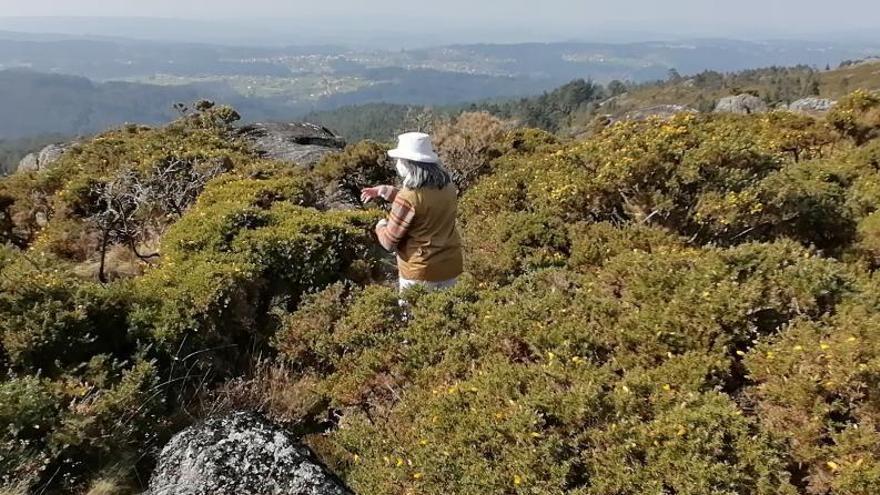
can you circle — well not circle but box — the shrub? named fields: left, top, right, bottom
left=432, top=111, right=510, bottom=191
left=313, top=141, right=395, bottom=206
left=462, top=112, right=870, bottom=251
left=0, top=250, right=134, bottom=376
left=283, top=262, right=813, bottom=494
left=0, top=108, right=388, bottom=492
left=267, top=234, right=856, bottom=494
left=583, top=390, right=796, bottom=495
left=746, top=299, right=880, bottom=495
left=129, top=163, right=383, bottom=371
left=759, top=111, right=836, bottom=162
left=694, top=159, right=856, bottom=250
left=856, top=211, right=880, bottom=266
left=461, top=211, right=570, bottom=284
left=0, top=103, right=250, bottom=259
left=0, top=376, right=59, bottom=487
left=827, top=90, right=880, bottom=145
left=567, top=221, right=683, bottom=269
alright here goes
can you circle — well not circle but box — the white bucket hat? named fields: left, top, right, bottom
left=388, top=132, right=440, bottom=163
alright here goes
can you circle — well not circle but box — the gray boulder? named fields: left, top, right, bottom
left=17, top=153, right=39, bottom=172
left=148, top=412, right=352, bottom=495
left=788, top=97, right=836, bottom=114
left=17, top=143, right=71, bottom=173
left=237, top=122, right=346, bottom=167
left=714, top=94, right=769, bottom=115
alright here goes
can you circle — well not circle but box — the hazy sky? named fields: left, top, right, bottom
left=0, top=0, right=878, bottom=45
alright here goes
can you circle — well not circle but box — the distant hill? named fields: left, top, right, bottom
left=2, top=33, right=879, bottom=140
left=0, top=69, right=300, bottom=139
left=1, top=32, right=878, bottom=83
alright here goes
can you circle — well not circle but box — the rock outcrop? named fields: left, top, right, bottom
left=17, top=143, right=72, bottom=173
left=148, top=412, right=352, bottom=495
left=788, top=97, right=836, bottom=115
left=237, top=122, right=346, bottom=167
left=714, top=94, right=768, bottom=115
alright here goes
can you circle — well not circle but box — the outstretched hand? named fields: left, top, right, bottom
left=360, top=187, right=381, bottom=204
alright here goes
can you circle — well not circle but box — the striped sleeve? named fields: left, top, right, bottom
left=375, top=195, right=415, bottom=252
left=376, top=185, right=399, bottom=202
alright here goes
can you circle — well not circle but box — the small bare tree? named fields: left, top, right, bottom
left=87, top=158, right=226, bottom=282
left=145, top=157, right=228, bottom=218
left=89, top=169, right=147, bottom=282
left=399, top=106, right=436, bottom=135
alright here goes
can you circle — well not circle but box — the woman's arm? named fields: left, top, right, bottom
left=361, top=185, right=399, bottom=204
left=375, top=195, right=415, bottom=252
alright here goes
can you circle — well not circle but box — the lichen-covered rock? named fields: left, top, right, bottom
left=714, top=94, right=768, bottom=114
left=788, top=97, right=836, bottom=114
left=148, top=412, right=352, bottom=495
left=17, top=152, right=39, bottom=172
left=17, top=143, right=71, bottom=172
left=237, top=122, right=346, bottom=167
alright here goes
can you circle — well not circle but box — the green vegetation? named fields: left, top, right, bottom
left=0, top=104, right=383, bottom=492
left=307, top=80, right=607, bottom=142
left=308, top=61, right=880, bottom=143
left=3, top=87, right=880, bottom=494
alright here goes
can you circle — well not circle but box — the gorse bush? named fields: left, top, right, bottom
left=313, top=141, right=395, bottom=207
left=273, top=236, right=854, bottom=493
left=0, top=106, right=385, bottom=492
left=4, top=91, right=880, bottom=494
left=0, top=104, right=248, bottom=263
left=828, top=89, right=880, bottom=145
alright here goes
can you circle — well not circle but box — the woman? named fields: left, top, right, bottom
left=361, top=132, right=463, bottom=293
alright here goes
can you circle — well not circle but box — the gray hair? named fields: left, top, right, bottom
left=398, top=159, right=452, bottom=190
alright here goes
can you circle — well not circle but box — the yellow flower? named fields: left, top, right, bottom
left=413, top=473, right=424, bottom=479
left=396, top=458, right=404, bottom=467
left=513, top=475, right=523, bottom=486
left=662, top=384, right=672, bottom=391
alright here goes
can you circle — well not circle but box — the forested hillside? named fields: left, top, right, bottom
left=3, top=87, right=880, bottom=494
left=308, top=60, right=880, bottom=142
